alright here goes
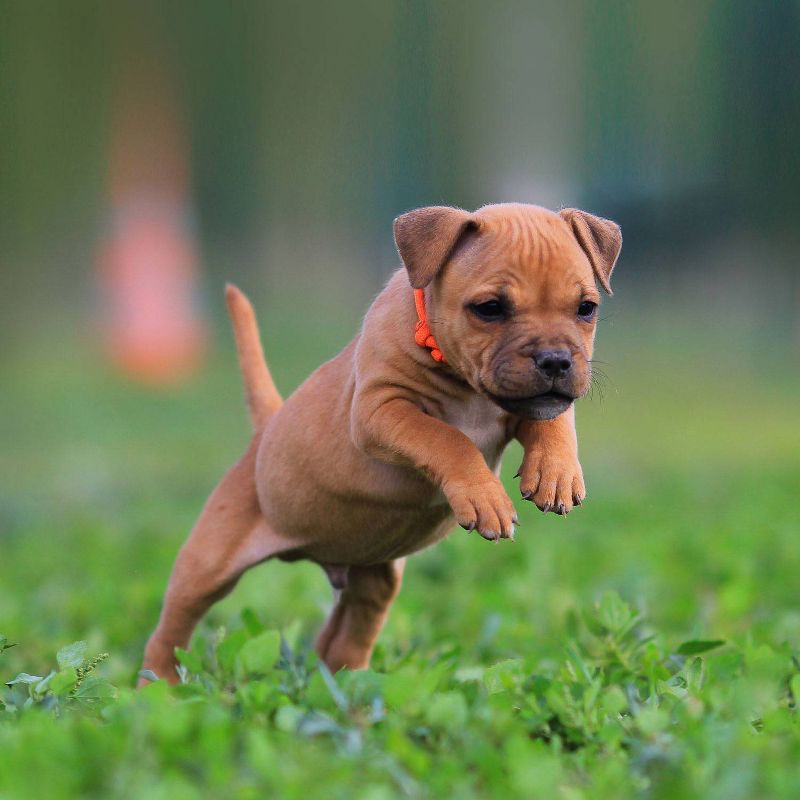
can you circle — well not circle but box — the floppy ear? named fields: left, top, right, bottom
left=559, top=209, right=622, bottom=295
left=393, top=206, right=475, bottom=289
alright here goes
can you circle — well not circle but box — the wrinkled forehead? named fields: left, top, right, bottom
left=448, top=205, right=595, bottom=297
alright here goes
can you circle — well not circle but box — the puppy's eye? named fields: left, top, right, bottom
left=577, top=300, right=597, bottom=320
left=469, top=300, right=505, bottom=321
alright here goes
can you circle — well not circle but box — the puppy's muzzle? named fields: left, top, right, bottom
left=482, top=349, right=579, bottom=421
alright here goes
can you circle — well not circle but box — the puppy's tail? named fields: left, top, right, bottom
left=225, top=284, right=283, bottom=431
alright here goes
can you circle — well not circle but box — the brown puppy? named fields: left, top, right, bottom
left=141, top=203, right=621, bottom=682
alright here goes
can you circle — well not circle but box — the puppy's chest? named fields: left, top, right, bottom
left=440, top=396, right=510, bottom=469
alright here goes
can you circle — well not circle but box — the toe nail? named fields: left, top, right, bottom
left=542, top=503, right=552, bottom=514
left=558, top=503, right=566, bottom=515
left=521, top=490, right=532, bottom=500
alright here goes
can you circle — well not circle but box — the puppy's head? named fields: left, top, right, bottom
left=394, top=203, right=621, bottom=420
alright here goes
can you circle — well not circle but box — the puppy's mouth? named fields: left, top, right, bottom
left=484, top=388, right=575, bottom=420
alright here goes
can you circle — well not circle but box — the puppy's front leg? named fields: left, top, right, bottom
left=516, top=405, right=586, bottom=515
left=354, top=397, right=517, bottom=540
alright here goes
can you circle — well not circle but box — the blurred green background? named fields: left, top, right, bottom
left=3, top=0, right=800, bottom=322
left=1, top=3, right=800, bottom=797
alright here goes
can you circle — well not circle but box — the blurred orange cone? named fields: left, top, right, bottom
left=98, top=201, right=205, bottom=384
left=97, top=48, right=206, bottom=385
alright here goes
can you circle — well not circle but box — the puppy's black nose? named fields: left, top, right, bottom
left=533, top=349, right=572, bottom=379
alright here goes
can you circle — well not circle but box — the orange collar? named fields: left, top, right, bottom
left=413, top=288, right=446, bottom=363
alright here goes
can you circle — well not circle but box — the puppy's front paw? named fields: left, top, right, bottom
left=443, top=475, right=518, bottom=541
left=518, top=450, right=585, bottom=515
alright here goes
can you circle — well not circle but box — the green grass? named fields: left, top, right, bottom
left=1, top=302, right=799, bottom=799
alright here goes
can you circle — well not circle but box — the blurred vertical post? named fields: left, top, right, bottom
left=96, top=6, right=205, bottom=385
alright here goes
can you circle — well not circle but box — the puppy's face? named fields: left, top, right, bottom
left=395, top=203, right=621, bottom=420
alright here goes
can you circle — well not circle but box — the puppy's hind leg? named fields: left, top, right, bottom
left=141, top=437, right=290, bottom=684
left=316, top=559, right=405, bottom=672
